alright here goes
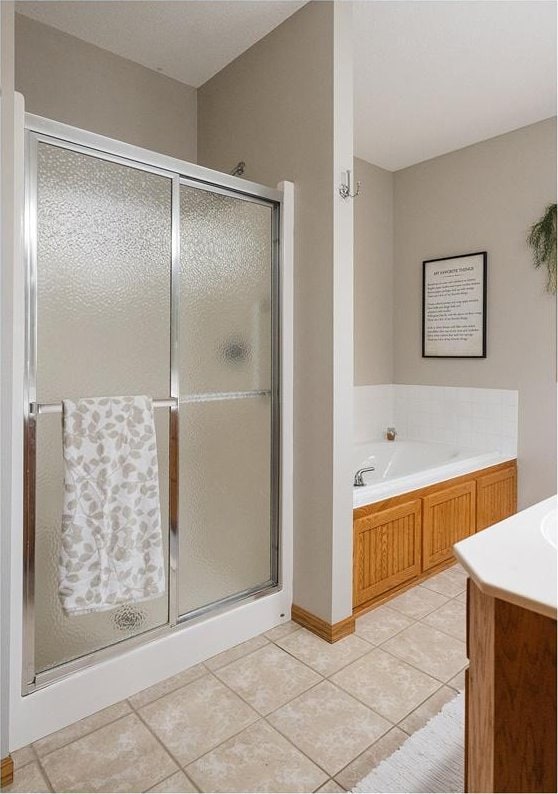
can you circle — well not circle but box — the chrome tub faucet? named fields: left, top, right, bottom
left=354, top=466, right=375, bottom=487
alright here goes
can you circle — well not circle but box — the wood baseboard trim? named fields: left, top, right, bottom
left=1, top=756, right=14, bottom=787
left=291, top=604, right=355, bottom=643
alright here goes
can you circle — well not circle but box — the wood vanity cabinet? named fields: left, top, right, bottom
left=466, top=578, right=557, bottom=792
left=353, top=460, right=517, bottom=612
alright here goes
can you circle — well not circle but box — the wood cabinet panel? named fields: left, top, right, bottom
left=353, top=499, right=421, bottom=607
left=476, top=462, right=517, bottom=531
left=466, top=581, right=557, bottom=792
left=423, top=481, right=476, bottom=571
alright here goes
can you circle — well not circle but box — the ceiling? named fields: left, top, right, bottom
left=15, top=0, right=307, bottom=88
left=354, top=0, right=557, bottom=170
left=16, top=0, right=557, bottom=170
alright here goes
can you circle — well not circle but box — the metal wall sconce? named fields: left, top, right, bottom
left=339, top=169, right=361, bottom=199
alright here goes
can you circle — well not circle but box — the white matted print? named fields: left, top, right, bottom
left=422, top=252, right=487, bottom=358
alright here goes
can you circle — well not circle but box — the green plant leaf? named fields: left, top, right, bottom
left=527, top=203, right=557, bottom=294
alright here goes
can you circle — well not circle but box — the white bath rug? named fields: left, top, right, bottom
left=353, top=693, right=464, bottom=793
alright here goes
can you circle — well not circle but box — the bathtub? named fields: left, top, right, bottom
left=353, top=440, right=511, bottom=508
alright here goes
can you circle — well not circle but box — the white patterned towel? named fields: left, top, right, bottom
left=59, top=396, right=166, bottom=615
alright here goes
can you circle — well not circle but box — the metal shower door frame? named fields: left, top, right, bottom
left=22, top=114, right=282, bottom=694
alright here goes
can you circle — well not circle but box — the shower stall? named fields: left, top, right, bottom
left=21, top=114, right=289, bottom=694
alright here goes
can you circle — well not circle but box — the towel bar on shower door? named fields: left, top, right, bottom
left=29, top=398, right=178, bottom=415
left=29, top=391, right=271, bottom=415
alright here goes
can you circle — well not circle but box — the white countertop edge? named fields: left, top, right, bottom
left=454, top=549, right=557, bottom=620
left=453, top=496, right=557, bottom=622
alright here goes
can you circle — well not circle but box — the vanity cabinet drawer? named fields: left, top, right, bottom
left=422, top=481, right=476, bottom=571
left=476, top=462, right=517, bottom=531
left=353, top=499, right=422, bottom=606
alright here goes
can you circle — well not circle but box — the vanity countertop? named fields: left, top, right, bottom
left=454, top=495, right=557, bottom=620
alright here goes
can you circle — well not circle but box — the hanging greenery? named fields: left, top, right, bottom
left=527, top=203, right=557, bottom=294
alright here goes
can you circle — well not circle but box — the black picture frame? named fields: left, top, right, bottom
left=422, top=251, right=487, bottom=358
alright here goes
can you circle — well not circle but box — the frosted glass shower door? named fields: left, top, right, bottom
left=178, top=184, right=278, bottom=616
left=30, top=140, right=173, bottom=675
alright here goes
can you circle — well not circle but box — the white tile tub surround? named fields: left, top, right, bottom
left=354, top=384, right=518, bottom=458
left=353, top=385, right=394, bottom=443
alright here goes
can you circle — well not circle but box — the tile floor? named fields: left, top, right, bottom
left=7, top=565, right=468, bottom=794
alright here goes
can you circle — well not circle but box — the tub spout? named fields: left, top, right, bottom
left=354, top=466, right=375, bottom=487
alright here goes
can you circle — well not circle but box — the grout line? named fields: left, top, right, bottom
left=34, top=754, right=54, bottom=794
left=212, top=639, right=327, bottom=694
left=144, top=769, right=199, bottom=794
left=128, top=663, right=209, bottom=709
left=204, top=637, right=271, bottom=674
left=376, top=641, right=466, bottom=687
left=33, top=703, right=135, bottom=761
left=137, top=670, right=266, bottom=774
left=417, top=615, right=465, bottom=643
left=271, top=632, right=376, bottom=680
left=131, top=706, right=194, bottom=791
left=264, top=678, right=395, bottom=781
left=6, top=758, right=54, bottom=794
left=313, top=778, right=347, bottom=793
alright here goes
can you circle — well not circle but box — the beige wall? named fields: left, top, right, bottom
left=15, top=14, right=197, bottom=161
left=198, top=1, right=341, bottom=621
left=393, top=118, right=557, bottom=509
left=354, top=157, right=394, bottom=385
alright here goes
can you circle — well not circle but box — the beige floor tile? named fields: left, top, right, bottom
left=11, top=745, right=36, bottom=770
left=147, top=771, right=198, bottom=793
left=268, top=680, right=391, bottom=776
left=382, top=623, right=467, bottom=681
left=334, top=727, right=408, bottom=791
left=33, top=700, right=132, bottom=757
left=421, top=597, right=466, bottom=640
left=139, top=673, right=258, bottom=766
left=355, top=605, right=414, bottom=646
left=41, top=714, right=176, bottom=793
left=2, top=762, right=50, bottom=793
left=265, top=621, right=299, bottom=642
left=213, top=644, right=321, bottom=715
left=398, top=685, right=457, bottom=735
left=205, top=635, right=269, bottom=672
left=275, top=628, right=371, bottom=676
left=387, top=586, right=448, bottom=619
left=331, top=647, right=440, bottom=722
left=447, top=667, right=467, bottom=692
left=186, top=720, right=327, bottom=793
left=316, top=780, right=346, bottom=792
left=455, top=590, right=467, bottom=603
left=420, top=566, right=467, bottom=597
left=129, top=663, right=207, bottom=709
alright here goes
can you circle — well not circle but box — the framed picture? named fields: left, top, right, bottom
left=422, top=252, right=487, bottom=358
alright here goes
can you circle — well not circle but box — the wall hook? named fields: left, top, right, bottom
left=339, top=169, right=361, bottom=199
left=230, top=161, right=246, bottom=177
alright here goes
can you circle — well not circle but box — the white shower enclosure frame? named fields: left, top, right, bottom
left=8, top=101, right=293, bottom=747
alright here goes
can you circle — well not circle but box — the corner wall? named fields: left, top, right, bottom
left=353, top=157, right=394, bottom=385
left=198, top=0, right=354, bottom=622
left=14, top=13, right=197, bottom=161
left=393, top=119, right=557, bottom=508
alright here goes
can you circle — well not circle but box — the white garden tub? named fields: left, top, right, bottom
left=353, top=440, right=511, bottom=508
